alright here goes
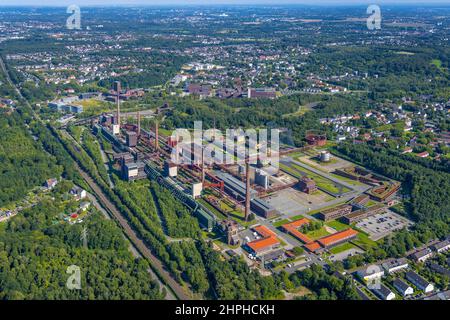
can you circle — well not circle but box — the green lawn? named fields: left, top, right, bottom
left=273, top=219, right=291, bottom=228
left=325, top=220, right=350, bottom=231
left=288, top=163, right=351, bottom=195
left=79, top=99, right=113, bottom=115
left=366, top=199, right=379, bottom=207
left=329, top=242, right=357, bottom=254
left=305, top=227, right=330, bottom=240
left=290, top=214, right=305, bottom=221
left=352, top=232, right=377, bottom=249
left=158, top=128, right=174, bottom=137
left=330, top=173, right=365, bottom=187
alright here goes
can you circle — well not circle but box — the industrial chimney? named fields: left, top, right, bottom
left=114, top=81, right=121, bottom=128
left=245, top=160, right=251, bottom=221
left=137, top=111, right=141, bottom=136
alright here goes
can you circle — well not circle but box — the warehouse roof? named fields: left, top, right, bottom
left=254, top=225, right=277, bottom=239
left=247, top=236, right=280, bottom=253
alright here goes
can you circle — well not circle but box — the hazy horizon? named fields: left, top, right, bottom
left=1, top=0, right=450, bottom=7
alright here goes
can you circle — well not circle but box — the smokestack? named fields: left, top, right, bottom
left=155, top=120, right=159, bottom=151
left=201, top=146, right=205, bottom=185
left=114, top=81, right=121, bottom=128
left=137, top=111, right=141, bottom=136
left=245, top=160, right=251, bottom=221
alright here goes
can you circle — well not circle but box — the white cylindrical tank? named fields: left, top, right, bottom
left=320, top=151, right=331, bottom=162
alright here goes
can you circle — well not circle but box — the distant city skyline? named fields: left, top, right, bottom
left=2, top=0, right=450, bottom=7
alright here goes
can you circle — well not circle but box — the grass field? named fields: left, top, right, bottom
left=305, top=227, right=330, bottom=240
left=352, top=232, right=377, bottom=249
left=329, top=242, right=357, bottom=254
left=329, top=172, right=365, bottom=187
left=79, top=99, right=113, bottom=115
left=325, top=219, right=350, bottom=232
left=290, top=214, right=306, bottom=221
left=273, top=218, right=291, bottom=228
left=158, top=128, right=174, bottom=137
left=431, top=59, right=446, bottom=73
left=366, top=199, right=379, bottom=207
left=286, top=163, right=351, bottom=195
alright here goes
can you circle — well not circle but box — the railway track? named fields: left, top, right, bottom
left=73, top=162, right=192, bottom=300
left=0, top=56, right=192, bottom=301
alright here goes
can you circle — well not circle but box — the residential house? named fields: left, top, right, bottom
left=382, top=258, right=409, bottom=274
left=393, top=278, right=414, bottom=297
left=431, top=239, right=450, bottom=253
left=405, top=271, right=434, bottom=293
left=371, top=283, right=396, bottom=300
left=410, top=248, right=433, bottom=263
left=45, top=178, right=58, bottom=189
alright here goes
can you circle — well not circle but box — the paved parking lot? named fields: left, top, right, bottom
left=329, top=248, right=364, bottom=262
left=356, top=210, right=413, bottom=241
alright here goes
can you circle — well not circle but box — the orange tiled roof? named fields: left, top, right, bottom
left=282, top=218, right=313, bottom=244
left=289, top=229, right=314, bottom=244
left=318, top=229, right=358, bottom=247
left=305, top=241, right=322, bottom=252
left=282, top=217, right=310, bottom=230
left=247, top=235, right=280, bottom=252
left=254, top=225, right=277, bottom=239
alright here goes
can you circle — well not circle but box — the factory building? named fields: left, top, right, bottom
left=351, top=194, right=370, bottom=208
left=255, top=169, right=269, bottom=189
left=246, top=225, right=280, bottom=256
left=126, top=131, right=138, bottom=147
left=48, top=102, right=83, bottom=114
left=341, top=204, right=385, bottom=224
left=305, top=132, right=327, bottom=147
left=164, top=161, right=178, bottom=177
left=214, top=171, right=277, bottom=218
left=298, top=176, right=317, bottom=194
left=191, top=182, right=203, bottom=198
left=214, top=171, right=257, bottom=200
left=250, top=197, right=277, bottom=218
left=195, top=208, right=215, bottom=232
left=122, top=161, right=146, bottom=181
left=317, top=204, right=352, bottom=221
left=222, top=220, right=240, bottom=246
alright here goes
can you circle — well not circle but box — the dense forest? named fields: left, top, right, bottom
left=288, top=265, right=360, bottom=300
left=163, top=93, right=369, bottom=146
left=0, top=189, right=164, bottom=300
left=0, top=110, right=63, bottom=206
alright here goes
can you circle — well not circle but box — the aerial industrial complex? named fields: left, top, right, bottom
left=71, top=81, right=418, bottom=279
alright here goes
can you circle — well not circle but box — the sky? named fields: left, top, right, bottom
left=1, top=0, right=450, bottom=6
